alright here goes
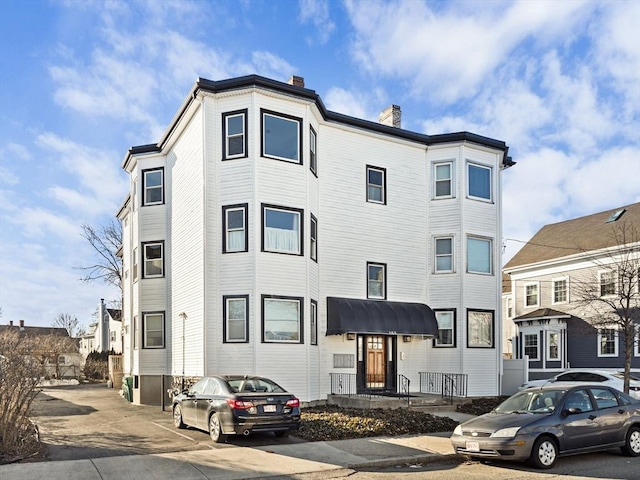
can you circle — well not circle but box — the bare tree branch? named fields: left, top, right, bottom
left=571, top=220, right=640, bottom=394
left=76, top=220, right=122, bottom=291
left=52, top=313, right=85, bottom=337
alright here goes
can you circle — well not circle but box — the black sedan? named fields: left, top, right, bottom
left=172, top=375, right=301, bottom=442
left=450, top=384, right=640, bottom=468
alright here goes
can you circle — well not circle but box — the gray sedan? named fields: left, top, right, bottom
left=450, top=384, right=640, bottom=468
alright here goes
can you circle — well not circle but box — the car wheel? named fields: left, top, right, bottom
left=529, top=435, right=558, bottom=469
left=173, top=404, right=186, bottom=429
left=621, top=426, right=640, bottom=456
left=274, top=430, right=290, bottom=438
left=209, top=412, right=228, bottom=443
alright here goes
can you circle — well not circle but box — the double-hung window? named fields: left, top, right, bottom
left=222, top=110, right=247, bottom=159
left=467, top=236, right=492, bottom=274
left=309, top=126, right=317, bottom=175
left=435, top=237, right=453, bottom=273
left=223, top=204, right=248, bottom=253
left=598, top=328, right=618, bottom=357
left=262, top=295, right=303, bottom=343
left=600, top=270, right=616, bottom=296
left=262, top=204, right=303, bottom=255
left=143, top=312, right=165, bottom=348
left=142, top=241, right=164, bottom=278
left=262, top=109, right=302, bottom=163
left=525, top=283, right=539, bottom=307
left=467, top=162, right=492, bottom=201
left=224, top=295, right=248, bottom=342
left=553, top=278, right=568, bottom=303
left=467, top=310, right=494, bottom=348
left=142, top=168, right=163, bottom=206
left=434, top=310, right=455, bottom=347
left=434, top=162, right=453, bottom=198
left=367, top=262, right=386, bottom=299
left=310, top=299, right=318, bottom=345
left=523, top=333, right=539, bottom=359
left=310, top=214, right=317, bottom=261
left=366, top=166, right=386, bottom=204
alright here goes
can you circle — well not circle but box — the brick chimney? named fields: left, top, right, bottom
left=287, top=75, right=305, bottom=88
left=379, top=105, right=401, bottom=128
left=19, top=320, right=24, bottom=327
left=9, top=320, right=13, bottom=326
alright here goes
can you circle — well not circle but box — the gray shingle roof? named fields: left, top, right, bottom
left=504, top=203, right=640, bottom=270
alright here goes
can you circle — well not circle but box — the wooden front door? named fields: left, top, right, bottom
left=366, top=335, right=386, bottom=388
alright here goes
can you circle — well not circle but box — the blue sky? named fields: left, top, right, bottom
left=1, top=0, right=639, bottom=329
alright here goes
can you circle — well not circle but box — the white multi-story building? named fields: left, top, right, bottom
left=117, top=75, right=514, bottom=405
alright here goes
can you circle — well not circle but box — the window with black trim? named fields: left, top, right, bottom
left=435, top=237, right=453, bottom=273
left=261, top=109, right=302, bottom=163
left=143, top=312, right=165, bottom=348
left=467, top=162, right=492, bottom=201
left=223, top=204, right=248, bottom=253
left=262, top=204, right=303, bottom=255
left=367, top=262, right=386, bottom=299
left=467, top=309, right=494, bottom=348
left=222, top=110, right=247, bottom=160
left=224, top=295, right=249, bottom=342
left=310, top=214, right=317, bottom=262
left=434, top=310, right=455, bottom=347
left=366, top=165, right=386, bottom=204
left=310, top=299, right=317, bottom=345
left=309, top=126, right=317, bottom=175
left=142, top=168, right=164, bottom=206
left=262, top=295, right=303, bottom=343
left=434, top=161, right=453, bottom=198
left=142, top=241, right=164, bottom=278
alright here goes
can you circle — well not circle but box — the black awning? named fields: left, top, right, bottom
left=326, top=297, right=439, bottom=336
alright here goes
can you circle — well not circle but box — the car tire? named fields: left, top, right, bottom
left=173, top=404, right=186, bottom=429
left=274, top=430, right=290, bottom=438
left=621, top=426, right=640, bottom=456
left=529, top=435, right=558, bottom=469
left=209, top=412, right=228, bottom=443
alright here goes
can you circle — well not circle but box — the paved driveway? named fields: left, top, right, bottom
left=31, top=383, right=303, bottom=462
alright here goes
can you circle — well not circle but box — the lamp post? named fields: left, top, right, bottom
left=179, top=312, right=187, bottom=390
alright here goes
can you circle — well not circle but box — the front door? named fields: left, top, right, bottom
left=366, top=336, right=386, bottom=388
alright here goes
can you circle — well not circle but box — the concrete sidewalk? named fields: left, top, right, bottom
left=0, top=428, right=466, bottom=480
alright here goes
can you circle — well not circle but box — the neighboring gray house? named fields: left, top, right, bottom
left=503, top=203, right=640, bottom=381
left=117, top=74, right=514, bottom=405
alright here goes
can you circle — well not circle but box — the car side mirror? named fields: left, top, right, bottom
left=563, top=407, right=580, bottom=416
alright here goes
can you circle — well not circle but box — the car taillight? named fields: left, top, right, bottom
left=226, top=398, right=255, bottom=409
left=286, top=398, right=300, bottom=408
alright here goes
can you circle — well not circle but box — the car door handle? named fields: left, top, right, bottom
left=619, top=409, right=625, bottom=414
left=588, top=415, right=596, bottom=420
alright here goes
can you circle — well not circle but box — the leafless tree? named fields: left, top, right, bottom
left=77, top=220, right=122, bottom=291
left=52, top=313, right=85, bottom=338
left=30, top=334, right=79, bottom=380
left=0, top=330, right=44, bottom=460
left=572, top=221, right=640, bottom=394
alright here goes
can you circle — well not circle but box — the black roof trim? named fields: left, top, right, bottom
left=124, top=74, right=510, bottom=167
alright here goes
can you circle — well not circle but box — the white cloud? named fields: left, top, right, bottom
left=323, top=86, right=388, bottom=121
left=298, top=0, right=337, bottom=45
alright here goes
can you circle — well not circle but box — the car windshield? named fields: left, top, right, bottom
left=613, top=372, right=640, bottom=381
left=495, top=389, right=566, bottom=414
left=226, top=377, right=287, bottom=394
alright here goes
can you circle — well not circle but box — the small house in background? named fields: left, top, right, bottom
left=79, top=299, right=123, bottom=357
left=0, top=320, right=82, bottom=378
left=503, top=203, right=640, bottom=381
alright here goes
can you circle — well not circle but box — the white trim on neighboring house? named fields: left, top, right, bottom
left=597, top=328, right=618, bottom=357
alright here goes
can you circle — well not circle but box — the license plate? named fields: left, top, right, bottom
left=263, top=405, right=277, bottom=413
left=466, top=441, right=480, bottom=452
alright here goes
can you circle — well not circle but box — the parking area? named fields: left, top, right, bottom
left=31, top=383, right=303, bottom=461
